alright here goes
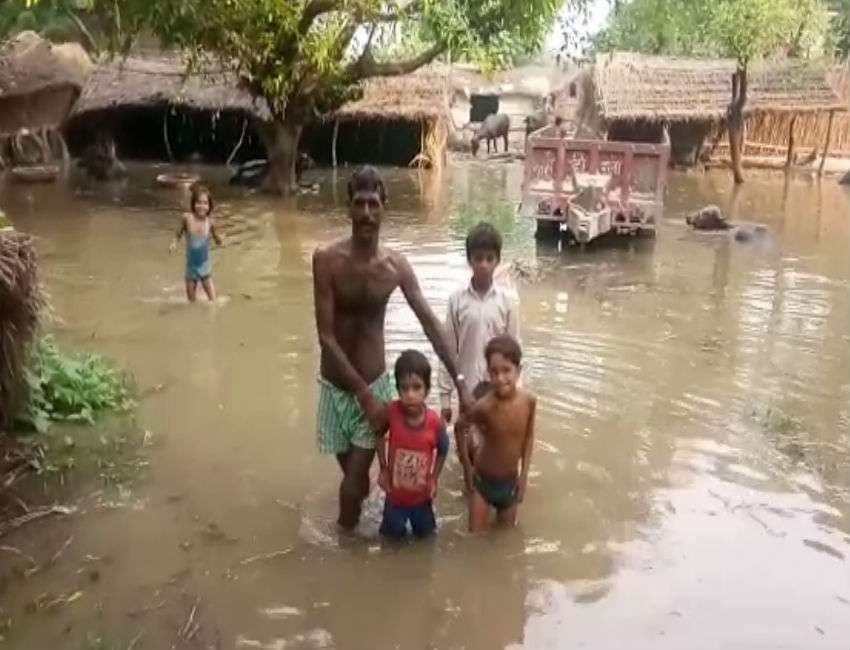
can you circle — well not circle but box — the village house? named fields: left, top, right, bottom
left=571, top=52, right=847, bottom=171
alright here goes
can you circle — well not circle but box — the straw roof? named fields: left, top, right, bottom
left=593, top=52, right=846, bottom=122
left=0, top=31, right=90, bottom=99
left=71, top=54, right=270, bottom=119
left=333, top=69, right=449, bottom=122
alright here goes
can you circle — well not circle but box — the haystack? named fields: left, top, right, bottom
left=0, top=31, right=91, bottom=167
left=326, top=70, right=450, bottom=168
left=0, top=229, right=43, bottom=427
left=0, top=31, right=91, bottom=135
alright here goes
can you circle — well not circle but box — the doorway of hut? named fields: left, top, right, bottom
left=469, top=95, right=499, bottom=123
left=65, top=106, right=265, bottom=163
left=301, top=119, right=421, bottom=167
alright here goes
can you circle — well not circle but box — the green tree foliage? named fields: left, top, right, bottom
left=830, top=0, right=850, bottom=57
left=591, top=0, right=832, bottom=61
left=592, top=0, right=714, bottom=56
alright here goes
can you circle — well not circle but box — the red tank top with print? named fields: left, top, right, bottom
left=386, top=400, right=440, bottom=507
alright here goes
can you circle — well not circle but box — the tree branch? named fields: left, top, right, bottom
left=347, top=40, right=446, bottom=80
left=63, top=7, right=99, bottom=54
left=298, top=0, right=341, bottom=34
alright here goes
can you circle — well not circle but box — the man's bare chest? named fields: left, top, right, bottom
left=333, top=261, right=398, bottom=312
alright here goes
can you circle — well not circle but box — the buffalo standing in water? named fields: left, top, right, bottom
left=471, top=114, right=510, bottom=156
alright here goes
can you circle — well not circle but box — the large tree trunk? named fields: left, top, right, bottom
left=259, top=117, right=302, bottom=196
left=727, top=67, right=747, bottom=184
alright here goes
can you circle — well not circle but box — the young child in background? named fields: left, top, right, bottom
left=170, top=183, right=222, bottom=302
left=437, top=221, right=519, bottom=491
left=462, top=335, right=535, bottom=532
left=377, top=350, right=450, bottom=539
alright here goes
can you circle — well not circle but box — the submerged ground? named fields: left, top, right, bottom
left=0, top=161, right=848, bottom=649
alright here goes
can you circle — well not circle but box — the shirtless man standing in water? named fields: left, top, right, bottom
left=313, top=166, right=471, bottom=530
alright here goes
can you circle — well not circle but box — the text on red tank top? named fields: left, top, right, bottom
left=386, top=401, right=439, bottom=506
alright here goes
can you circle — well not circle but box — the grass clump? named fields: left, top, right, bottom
left=15, top=335, right=135, bottom=434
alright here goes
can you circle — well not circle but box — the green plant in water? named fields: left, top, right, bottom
left=15, top=335, right=135, bottom=433
left=449, top=202, right=535, bottom=259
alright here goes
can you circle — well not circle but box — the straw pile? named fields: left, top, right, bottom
left=0, top=31, right=91, bottom=136
left=0, top=232, right=43, bottom=428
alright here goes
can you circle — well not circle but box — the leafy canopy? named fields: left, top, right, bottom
left=55, top=0, right=567, bottom=119
left=591, top=0, right=833, bottom=65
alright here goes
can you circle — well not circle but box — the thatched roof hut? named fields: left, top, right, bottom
left=66, top=54, right=270, bottom=162
left=71, top=54, right=270, bottom=120
left=334, top=71, right=448, bottom=123
left=0, top=31, right=91, bottom=136
left=582, top=52, right=847, bottom=167
left=318, top=69, right=451, bottom=168
left=591, top=51, right=845, bottom=123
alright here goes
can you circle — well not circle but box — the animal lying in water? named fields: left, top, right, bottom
left=733, top=225, right=770, bottom=242
left=229, top=153, right=315, bottom=187
left=686, top=205, right=771, bottom=242
left=471, top=114, right=510, bottom=156
left=686, top=205, right=729, bottom=230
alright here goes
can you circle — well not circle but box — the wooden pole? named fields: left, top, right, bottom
left=785, top=113, right=797, bottom=170
left=331, top=119, right=339, bottom=168
left=818, top=110, right=835, bottom=176
left=226, top=117, right=248, bottom=168
left=163, top=109, right=174, bottom=162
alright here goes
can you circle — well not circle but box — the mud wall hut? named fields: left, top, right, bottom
left=0, top=31, right=91, bottom=167
left=448, top=63, right=567, bottom=148
left=584, top=52, right=847, bottom=166
left=66, top=54, right=270, bottom=163
left=303, top=69, right=450, bottom=169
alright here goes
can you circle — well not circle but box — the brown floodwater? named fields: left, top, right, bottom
left=1, top=161, right=848, bottom=649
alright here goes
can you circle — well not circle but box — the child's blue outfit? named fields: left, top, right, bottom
left=185, top=224, right=211, bottom=281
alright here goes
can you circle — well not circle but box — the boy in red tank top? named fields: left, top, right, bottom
left=377, top=350, right=450, bottom=538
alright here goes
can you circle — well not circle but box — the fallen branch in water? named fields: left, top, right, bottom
left=0, top=544, right=36, bottom=566
left=127, top=630, right=144, bottom=650
left=179, top=596, right=201, bottom=642
left=239, top=547, right=293, bottom=566
left=49, top=535, right=74, bottom=566
left=0, top=505, right=76, bottom=538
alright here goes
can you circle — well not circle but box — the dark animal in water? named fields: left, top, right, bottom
left=524, top=111, right=547, bottom=144
left=229, top=153, right=315, bottom=187
left=733, top=224, right=770, bottom=242
left=78, top=138, right=127, bottom=181
left=471, top=114, right=510, bottom=157
left=686, top=205, right=730, bottom=230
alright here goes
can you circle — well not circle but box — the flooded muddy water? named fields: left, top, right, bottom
left=1, top=162, right=848, bottom=649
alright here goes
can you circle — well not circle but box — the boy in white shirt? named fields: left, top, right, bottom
left=438, top=222, right=519, bottom=492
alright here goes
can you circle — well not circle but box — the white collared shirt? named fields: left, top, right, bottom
left=437, top=279, right=519, bottom=410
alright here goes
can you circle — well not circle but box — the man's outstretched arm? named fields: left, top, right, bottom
left=395, top=253, right=472, bottom=412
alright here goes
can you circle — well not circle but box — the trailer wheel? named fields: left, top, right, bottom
left=535, top=219, right=561, bottom=241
